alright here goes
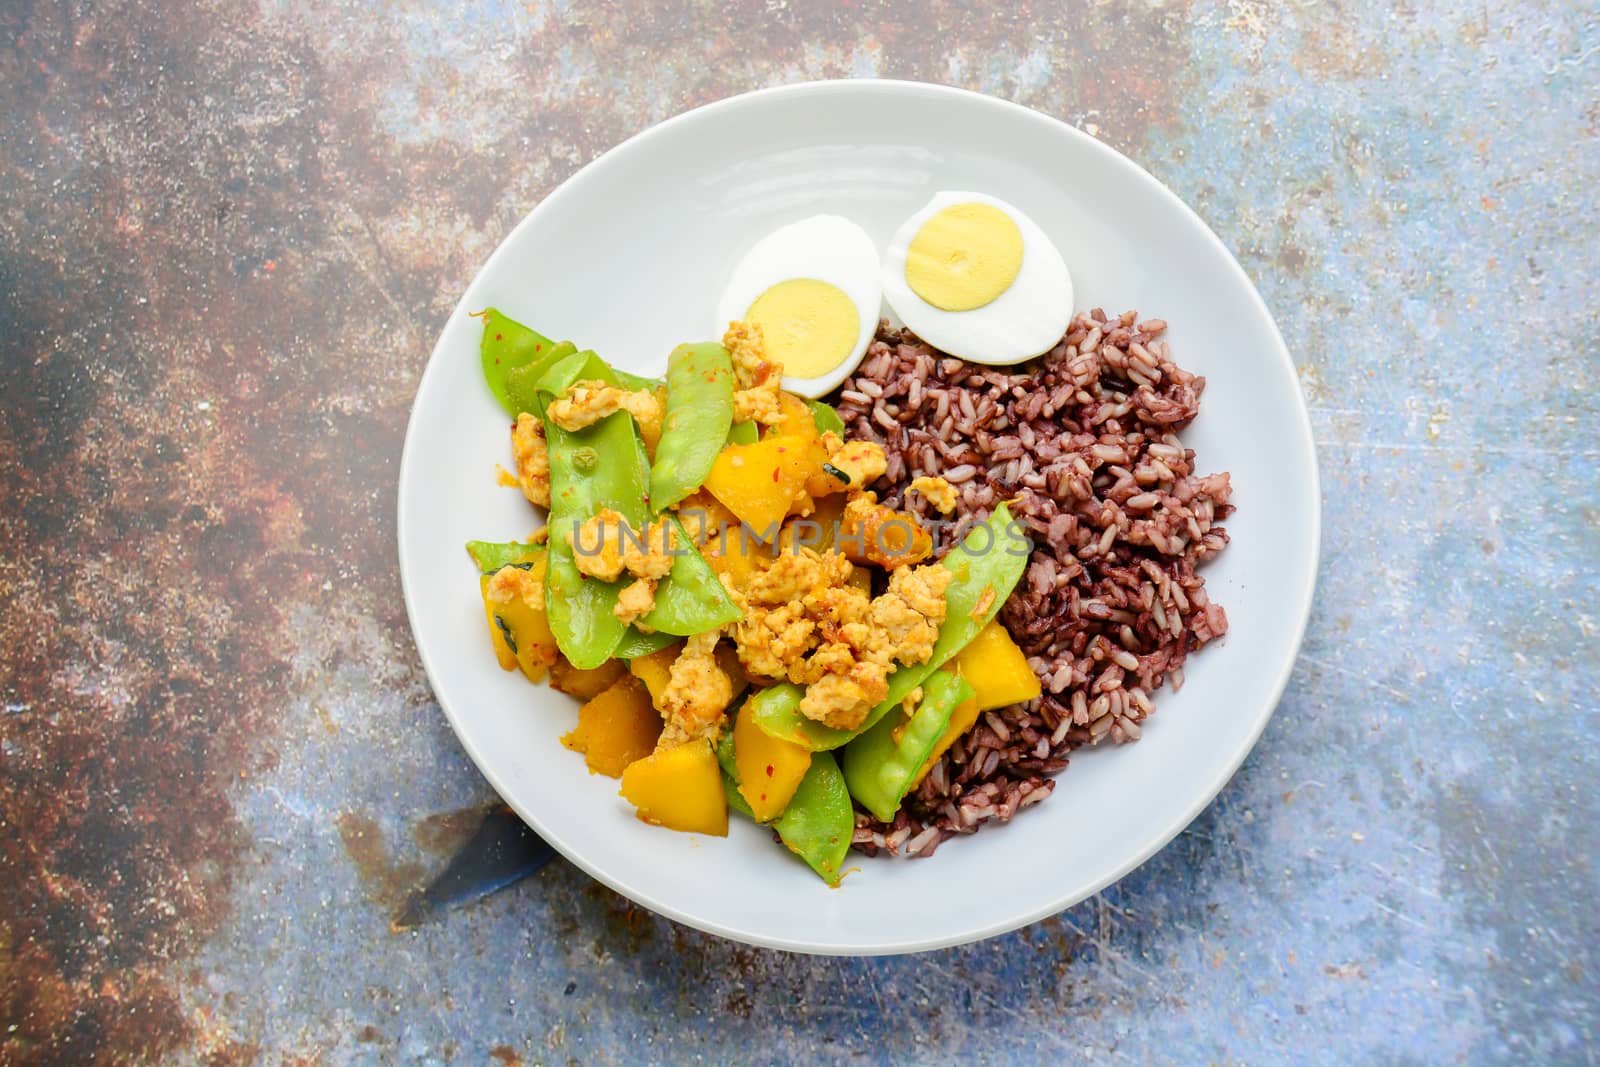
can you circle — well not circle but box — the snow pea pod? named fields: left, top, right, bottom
left=842, top=670, right=973, bottom=822
left=542, top=405, right=652, bottom=670
left=505, top=340, right=577, bottom=416
left=716, top=729, right=757, bottom=820
left=640, top=514, right=742, bottom=636
left=539, top=350, right=738, bottom=654
left=750, top=502, right=1030, bottom=750
left=774, top=751, right=853, bottom=886
left=807, top=399, right=845, bottom=437
left=465, top=539, right=544, bottom=573
left=650, top=342, right=735, bottom=510
left=726, top=420, right=759, bottom=445
left=478, top=309, right=566, bottom=415
left=614, top=627, right=678, bottom=660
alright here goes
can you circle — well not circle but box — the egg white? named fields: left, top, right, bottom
left=714, top=214, right=882, bottom=398
left=881, top=191, right=1073, bottom=365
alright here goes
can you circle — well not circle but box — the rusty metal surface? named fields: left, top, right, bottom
left=2, top=1, right=1596, bottom=1063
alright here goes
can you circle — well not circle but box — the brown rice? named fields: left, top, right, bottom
left=832, top=310, right=1234, bottom=857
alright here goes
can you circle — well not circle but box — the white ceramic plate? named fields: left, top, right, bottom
left=397, top=80, right=1319, bottom=955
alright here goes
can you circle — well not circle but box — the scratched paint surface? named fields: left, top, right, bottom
left=1, top=0, right=1596, bottom=1063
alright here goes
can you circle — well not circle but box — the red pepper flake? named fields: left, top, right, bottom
left=765, top=764, right=775, bottom=777
left=771, top=469, right=780, bottom=482
left=535, top=343, right=542, bottom=350
left=495, top=333, right=503, bottom=341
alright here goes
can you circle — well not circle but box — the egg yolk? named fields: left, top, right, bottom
left=744, top=278, right=859, bottom=378
left=904, top=202, right=1024, bottom=311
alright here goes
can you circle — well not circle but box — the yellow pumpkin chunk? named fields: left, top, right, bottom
left=618, top=739, right=728, bottom=835
left=704, top=435, right=813, bottom=538
left=952, top=621, right=1041, bottom=710
left=732, top=701, right=812, bottom=822
left=549, top=657, right=628, bottom=702
left=479, top=575, right=518, bottom=672
left=479, top=556, right=558, bottom=682
left=627, top=641, right=684, bottom=709
left=561, top=676, right=662, bottom=778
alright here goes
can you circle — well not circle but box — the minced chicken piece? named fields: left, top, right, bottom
left=908, top=475, right=958, bottom=514
left=866, top=564, right=953, bottom=666
left=569, top=511, right=677, bottom=586
left=547, top=380, right=664, bottom=440
left=800, top=666, right=892, bottom=731
left=825, top=437, right=888, bottom=489
left=511, top=413, right=551, bottom=508
left=613, top=577, right=658, bottom=628
left=723, top=320, right=778, bottom=389
left=659, top=630, right=735, bottom=747
left=567, top=508, right=628, bottom=582
left=621, top=520, right=675, bottom=580
left=485, top=564, right=543, bottom=607
left=733, top=381, right=785, bottom=426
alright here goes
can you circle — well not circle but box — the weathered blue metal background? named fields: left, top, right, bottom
left=1, top=1, right=1595, bottom=1063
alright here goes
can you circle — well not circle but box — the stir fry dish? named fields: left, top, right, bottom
left=467, top=194, right=1231, bottom=882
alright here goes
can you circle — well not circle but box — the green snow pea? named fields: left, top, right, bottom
left=649, top=342, right=735, bottom=510
left=750, top=502, right=1031, bottom=750
left=613, top=627, right=679, bottom=660
left=541, top=404, right=652, bottom=670
left=807, top=399, right=845, bottom=437
left=842, top=670, right=973, bottom=822
left=774, top=751, right=854, bottom=886
left=465, top=539, right=544, bottom=573
left=716, top=728, right=757, bottom=820
left=726, top=420, right=759, bottom=445
left=639, top=514, right=742, bottom=636
left=538, top=349, right=739, bottom=657
left=478, top=309, right=564, bottom=415
left=505, top=340, right=578, bottom=415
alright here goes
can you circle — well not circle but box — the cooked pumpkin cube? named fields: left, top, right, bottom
left=627, top=641, right=683, bottom=709
left=704, top=435, right=813, bottom=538
left=618, top=739, right=728, bottom=836
left=732, top=700, right=812, bottom=822
left=550, top=657, right=628, bottom=702
left=952, top=621, right=1042, bottom=710
left=479, top=555, right=559, bottom=682
left=561, top=675, right=662, bottom=777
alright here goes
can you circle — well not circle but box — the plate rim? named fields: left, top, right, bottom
left=396, top=78, right=1322, bottom=955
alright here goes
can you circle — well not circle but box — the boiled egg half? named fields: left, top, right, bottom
left=714, top=215, right=882, bottom=398
left=882, top=191, right=1072, bottom=365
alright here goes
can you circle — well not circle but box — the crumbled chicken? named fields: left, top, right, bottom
left=621, top=520, right=675, bottom=580
left=511, top=413, right=551, bottom=508
left=485, top=563, right=544, bottom=607
left=866, top=564, right=953, bottom=666
left=614, top=577, right=658, bottom=628
left=547, top=380, right=664, bottom=442
left=721, top=538, right=953, bottom=731
left=568, top=510, right=675, bottom=590
left=839, top=492, right=934, bottom=570
left=799, top=664, right=891, bottom=730
left=659, top=630, right=735, bottom=747
left=792, top=567, right=950, bottom=727
left=528, top=526, right=549, bottom=545
left=568, top=508, right=628, bottom=582
left=824, top=438, right=888, bottom=489
left=733, top=382, right=785, bottom=426
left=733, top=601, right=817, bottom=679
left=908, top=475, right=958, bottom=514
left=723, top=320, right=778, bottom=388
